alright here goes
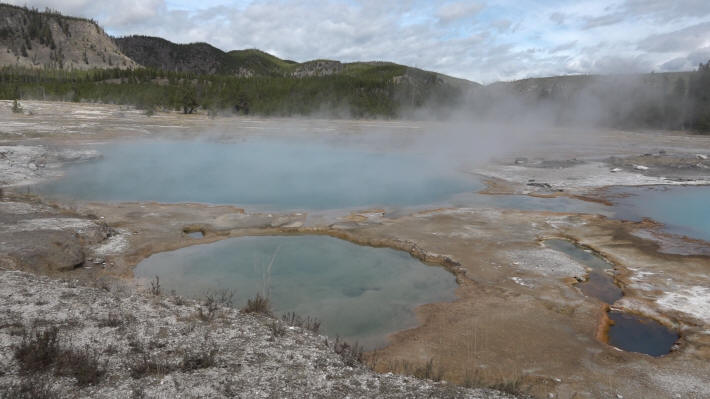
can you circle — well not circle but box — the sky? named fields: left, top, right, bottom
left=6, top=0, right=710, bottom=83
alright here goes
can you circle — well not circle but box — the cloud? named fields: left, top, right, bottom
left=582, top=13, right=625, bottom=29
left=549, top=12, right=566, bottom=26
left=549, top=40, right=578, bottom=54
left=4, top=0, right=166, bottom=27
left=622, top=0, right=710, bottom=22
left=491, top=19, right=513, bottom=33
left=435, top=2, right=484, bottom=24
left=637, top=22, right=710, bottom=53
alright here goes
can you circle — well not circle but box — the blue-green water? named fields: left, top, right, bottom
left=134, top=235, right=457, bottom=349
left=610, top=186, right=710, bottom=242
left=37, top=138, right=481, bottom=210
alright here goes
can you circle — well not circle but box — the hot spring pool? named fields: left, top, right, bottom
left=610, top=185, right=710, bottom=242
left=134, top=235, right=457, bottom=349
left=37, top=138, right=482, bottom=210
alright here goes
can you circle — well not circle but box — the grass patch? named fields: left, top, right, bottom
left=129, top=353, right=175, bottom=379
left=0, top=376, right=60, bottom=399
left=281, top=312, right=320, bottom=334
left=54, top=347, right=105, bottom=385
left=97, top=311, right=123, bottom=328
left=14, top=326, right=60, bottom=373
left=180, top=345, right=218, bottom=371
left=13, top=324, right=105, bottom=385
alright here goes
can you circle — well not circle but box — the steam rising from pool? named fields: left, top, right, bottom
left=38, top=138, right=481, bottom=210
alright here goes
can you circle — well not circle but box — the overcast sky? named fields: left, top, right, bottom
left=6, top=0, right=710, bottom=83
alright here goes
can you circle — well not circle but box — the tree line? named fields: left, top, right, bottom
left=0, top=65, right=462, bottom=118
left=1, top=62, right=709, bottom=132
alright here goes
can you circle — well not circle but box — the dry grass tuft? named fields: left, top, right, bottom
left=281, top=312, right=320, bottom=334
left=14, top=326, right=60, bottom=373
left=241, top=293, right=272, bottom=316
left=0, top=376, right=60, bottom=399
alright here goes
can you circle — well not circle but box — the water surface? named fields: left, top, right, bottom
left=135, top=235, right=457, bottom=349
left=38, top=138, right=481, bottom=210
left=610, top=185, right=710, bottom=242
left=607, top=311, right=678, bottom=357
left=545, top=239, right=622, bottom=304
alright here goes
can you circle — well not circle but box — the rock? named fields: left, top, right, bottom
left=514, top=157, right=528, bottom=165
left=7, top=230, right=86, bottom=272
left=27, top=162, right=37, bottom=170
left=633, top=165, right=649, bottom=171
left=696, top=154, right=708, bottom=160
left=291, top=60, right=344, bottom=78
left=610, top=168, right=623, bottom=173
left=527, top=182, right=553, bottom=190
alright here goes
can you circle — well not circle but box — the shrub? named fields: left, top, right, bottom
left=13, top=325, right=104, bottom=385
left=11, top=99, right=23, bottom=114
left=14, top=326, right=60, bottom=373
left=54, top=346, right=105, bottom=385
left=241, top=293, right=271, bottom=316
left=149, top=276, right=161, bottom=296
left=333, top=336, right=363, bottom=367
left=0, top=376, right=60, bottom=399
left=180, top=346, right=217, bottom=371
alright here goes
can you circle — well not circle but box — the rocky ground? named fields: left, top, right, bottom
left=0, top=270, right=515, bottom=399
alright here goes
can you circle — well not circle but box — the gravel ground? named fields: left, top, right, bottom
left=0, top=270, right=517, bottom=399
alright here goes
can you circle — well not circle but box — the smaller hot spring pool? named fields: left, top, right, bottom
left=134, top=235, right=457, bottom=349
left=607, top=311, right=679, bottom=357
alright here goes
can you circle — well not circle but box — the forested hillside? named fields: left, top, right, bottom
left=0, top=65, right=465, bottom=118
left=0, top=4, right=136, bottom=70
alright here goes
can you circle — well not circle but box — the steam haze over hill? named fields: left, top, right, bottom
left=3, top=0, right=710, bottom=83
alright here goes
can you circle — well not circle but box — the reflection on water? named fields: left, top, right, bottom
left=577, top=272, right=623, bottom=304
left=544, top=239, right=614, bottom=271
left=134, top=235, right=457, bottom=349
left=607, top=311, right=678, bottom=357
left=36, top=138, right=481, bottom=210
left=610, top=185, right=710, bottom=242
left=544, top=239, right=622, bottom=304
